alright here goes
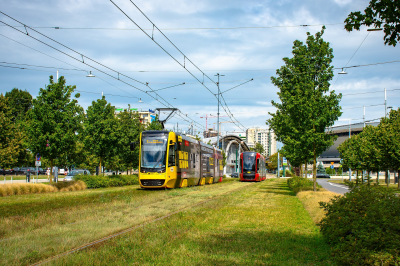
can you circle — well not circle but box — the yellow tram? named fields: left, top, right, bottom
left=136, top=130, right=223, bottom=189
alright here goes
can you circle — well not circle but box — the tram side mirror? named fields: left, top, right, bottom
left=130, top=142, right=135, bottom=151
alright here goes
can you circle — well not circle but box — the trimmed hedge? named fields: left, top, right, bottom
left=287, top=176, right=321, bottom=194
left=74, top=174, right=139, bottom=189
left=319, top=184, right=400, bottom=265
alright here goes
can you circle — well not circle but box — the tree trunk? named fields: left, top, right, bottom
left=356, top=170, right=359, bottom=185
left=313, top=144, right=316, bottom=192
left=99, top=157, right=102, bottom=176
left=50, top=158, right=53, bottom=184
left=385, top=169, right=389, bottom=187
left=305, top=162, right=308, bottom=178
left=376, top=170, right=379, bottom=185
left=299, top=164, right=303, bottom=178
left=361, top=170, right=364, bottom=184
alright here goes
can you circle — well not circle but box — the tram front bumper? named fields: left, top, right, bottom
left=139, top=172, right=167, bottom=188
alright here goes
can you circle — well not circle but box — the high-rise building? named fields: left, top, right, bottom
left=246, top=127, right=277, bottom=157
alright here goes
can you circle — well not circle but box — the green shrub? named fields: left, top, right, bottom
left=74, top=174, right=138, bottom=189
left=287, top=176, right=321, bottom=194
left=318, top=184, right=400, bottom=265
left=279, top=169, right=293, bottom=177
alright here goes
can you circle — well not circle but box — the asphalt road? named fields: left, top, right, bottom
left=317, top=179, right=349, bottom=195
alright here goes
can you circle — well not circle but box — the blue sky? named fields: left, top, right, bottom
left=1, top=0, right=399, bottom=135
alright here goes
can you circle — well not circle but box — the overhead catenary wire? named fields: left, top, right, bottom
left=0, top=12, right=205, bottom=131
left=110, top=0, right=247, bottom=131
left=0, top=23, right=344, bottom=31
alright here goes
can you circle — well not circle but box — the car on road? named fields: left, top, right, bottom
left=64, top=169, right=90, bottom=181
left=231, top=172, right=239, bottom=178
left=316, top=173, right=330, bottom=178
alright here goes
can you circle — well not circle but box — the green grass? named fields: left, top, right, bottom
left=49, top=179, right=334, bottom=266
left=0, top=179, right=244, bottom=265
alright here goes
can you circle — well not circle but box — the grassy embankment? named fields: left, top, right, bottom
left=50, top=179, right=334, bottom=265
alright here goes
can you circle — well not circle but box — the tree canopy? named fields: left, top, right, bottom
left=344, top=0, right=400, bottom=46
left=0, top=94, right=27, bottom=168
left=83, top=95, right=118, bottom=172
left=26, top=76, right=84, bottom=179
left=267, top=27, right=342, bottom=190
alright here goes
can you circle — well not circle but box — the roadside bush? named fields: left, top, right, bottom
left=74, top=174, right=139, bottom=189
left=287, top=176, right=321, bottom=194
left=318, top=184, right=400, bottom=265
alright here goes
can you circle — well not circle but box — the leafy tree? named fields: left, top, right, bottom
left=385, top=108, right=400, bottom=188
left=5, top=88, right=32, bottom=123
left=254, top=142, right=265, bottom=154
left=267, top=27, right=342, bottom=191
left=221, top=150, right=227, bottom=167
left=0, top=94, right=27, bottom=168
left=267, top=152, right=278, bottom=171
left=26, top=76, right=84, bottom=181
left=344, top=0, right=400, bottom=46
left=83, top=96, right=118, bottom=174
left=146, top=115, right=163, bottom=130
left=317, top=162, right=326, bottom=174
left=116, top=106, right=144, bottom=172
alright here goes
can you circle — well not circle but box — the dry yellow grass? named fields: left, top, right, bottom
left=296, top=189, right=340, bottom=224
left=60, top=181, right=87, bottom=192
left=0, top=183, right=58, bottom=197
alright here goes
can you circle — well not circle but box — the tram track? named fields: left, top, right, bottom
left=30, top=182, right=256, bottom=266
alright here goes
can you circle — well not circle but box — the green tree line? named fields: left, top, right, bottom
left=0, top=76, right=163, bottom=181
left=338, top=108, right=400, bottom=187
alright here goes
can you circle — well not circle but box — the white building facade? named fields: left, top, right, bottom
left=246, top=127, right=277, bottom=157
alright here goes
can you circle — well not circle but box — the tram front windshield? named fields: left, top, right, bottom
left=141, top=136, right=168, bottom=169
left=243, top=154, right=256, bottom=172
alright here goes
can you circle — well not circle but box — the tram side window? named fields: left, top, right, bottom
left=257, top=159, right=260, bottom=172
left=168, top=145, right=175, bottom=166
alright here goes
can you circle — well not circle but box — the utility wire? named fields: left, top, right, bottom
left=342, top=103, right=384, bottom=110
left=111, top=0, right=247, bottom=131
left=0, top=61, right=87, bottom=72
left=0, top=16, right=205, bottom=131
left=0, top=23, right=344, bottom=31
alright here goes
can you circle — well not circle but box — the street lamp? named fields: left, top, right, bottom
left=138, top=98, right=143, bottom=103
left=338, top=68, right=347, bottom=74
left=86, top=71, right=95, bottom=77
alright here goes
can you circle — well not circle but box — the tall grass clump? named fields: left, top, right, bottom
left=287, top=176, right=321, bottom=194
left=319, top=183, right=400, bottom=265
left=59, top=180, right=87, bottom=192
left=0, top=183, right=58, bottom=197
left=74, top=174, right=139, bottom=189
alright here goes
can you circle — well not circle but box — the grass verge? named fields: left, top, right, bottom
left=296, top=190, right=339, bottom=224
left=49, top=179, right=335, bottom=266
